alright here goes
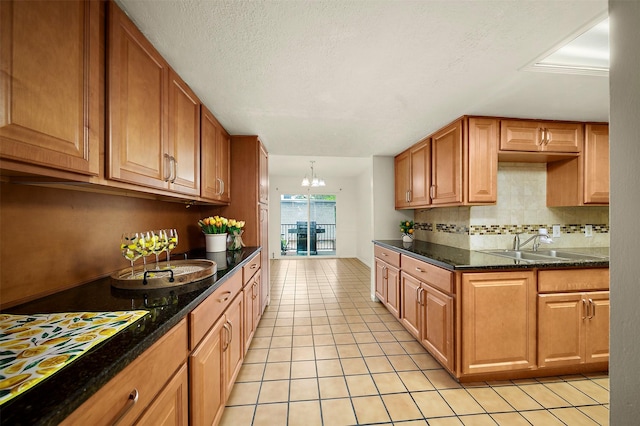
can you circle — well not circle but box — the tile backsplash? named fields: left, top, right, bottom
left=414, top=163, right=609, bottom=250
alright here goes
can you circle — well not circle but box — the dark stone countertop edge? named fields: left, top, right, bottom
left=0, top=247, right=261, bottom=426
left=373, top=240, right=609, bottom=271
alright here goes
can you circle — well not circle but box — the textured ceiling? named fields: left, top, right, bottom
left=115, top=0, right=608, bottom=176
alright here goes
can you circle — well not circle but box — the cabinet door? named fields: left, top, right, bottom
left=167, top=69, right=200, bottom=196
left=244, top=272, right=261, bottom=353
left=544, top=122, right=582, bottom=153
left=500, top=120, right=544, bottom=151
left=259, top=205, right=269, bottom=313
left=461, top=271, right=536, bottom=375
left=134, top=364, right=188, bottom=426
left=385, top=265, right=401, bottom=319
left=467, top=118, right=498, bottom=203
left=410, top=140, right=430, bottom=206
left=374, top=260, right=387, bottom=303
left=583, top=124, right=610, bottom=204
left=400, top=272, right=421, bottom=339
left=190, top=316, right=225, bottom=426
left=200, top=106, right=230, bottom=202
left=538, top=293, right=584, bottom=367
left=420, top=284, right=454, bottom=372
left=585, top=291, right=609, bottom=363
left=394, top=150, right=411, bottom=208
left=224, top=294, right=244, bottom=398
left=431, top=120, right=462, bottom=205
left=0, top=0, right=100, bottom=176
left=259, top=142, right=269, bottom=204
left=217, top=128, right=231, bottom=203
left=107, top=2, right=169, bottom=190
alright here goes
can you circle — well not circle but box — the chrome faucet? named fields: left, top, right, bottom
left=513, top=229, right=553, bottom=251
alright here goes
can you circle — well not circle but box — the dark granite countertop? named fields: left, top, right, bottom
left=0, top=247, right=260, bottom=426
left=374, top=240, right=609, bottom=271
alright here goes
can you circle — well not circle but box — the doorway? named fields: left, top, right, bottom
left=280, top=194, right=336, bottom=257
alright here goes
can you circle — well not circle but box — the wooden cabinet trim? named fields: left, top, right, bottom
left=538, top=268, right=609, bottom=293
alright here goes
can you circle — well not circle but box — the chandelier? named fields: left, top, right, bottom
left=301, top=160, right=325, bottom=187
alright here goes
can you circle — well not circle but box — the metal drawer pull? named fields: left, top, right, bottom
left=588, top=299, right=595, bottom=319
left=219, top=291, right=232, bottom=302
left=582, top=299, right=588, bottom=320
left=415, top=267, right=423, bottom=273
left=251, top=264, right=258, bottom=269
left=112, top=389, right=139, bottom=425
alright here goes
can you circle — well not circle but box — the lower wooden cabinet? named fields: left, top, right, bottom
left=61, top=319, right=189, bottom=426
left=190, top=293, right=243, bottom=426
left=244, top=270, right=261, bottom=352
left=460, top=271, right=537, bottom=375
left=399, top=257, right=454, bottom=373
left=420, top=284, right=454, bottom=372
left=135, top=364, right=189, bottom=426
left=375, top=258, right=400, bottom=318
left=538, top=291, right=609, bottom=368
left=189, top=314, right=226, bottom=426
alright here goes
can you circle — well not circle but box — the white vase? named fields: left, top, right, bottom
left=205, top=233, right=227, bottom=252
left=402, top=234, right=414, bottom=243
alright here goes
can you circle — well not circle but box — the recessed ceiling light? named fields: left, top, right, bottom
left=526, top=16, right=609, bottom=76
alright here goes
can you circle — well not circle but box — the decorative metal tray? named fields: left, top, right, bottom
left=110, top=259, right=217, bottom=290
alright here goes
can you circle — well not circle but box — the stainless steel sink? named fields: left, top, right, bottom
left=481, top=249, right=607, bottom=263
left=534, top=250, right=608, bottom=261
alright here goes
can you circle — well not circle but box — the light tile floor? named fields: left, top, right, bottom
left=221, top=258, right=609, bottom=426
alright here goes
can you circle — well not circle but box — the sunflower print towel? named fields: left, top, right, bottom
left=0, top=311, right=148, bottom=405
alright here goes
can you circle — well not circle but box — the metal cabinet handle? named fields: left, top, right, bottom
left=415, top=267, right=423, bottom=273
left=537, top=128, right=545, bottom=146
left=582, top=299, right=588, bottom=320
left=430, top=185, right=435, bottom=199
left=217, top=177, right=224, bottom=196
left=170, top=156, right=177, bottom=183
left=222, top=322, right=231, bottom=351
left=164, top=154, right=172, bottom=181
left=112, top=389, right=139, bottom=425
left=250, top=264, right=258, bottom=269
left=545, top=128, right=552, bottom=145
left=381, top=252, right=387, bottom=257
left=219, top=291, right=232, bottom=302
left=588, top=299, right=595, bottom=319
left=252, top=281, right=258, bottom=299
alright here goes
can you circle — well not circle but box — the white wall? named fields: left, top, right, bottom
left=609, top=0, right=640, bottom=422
left=355, top=160, right=373, bottom=266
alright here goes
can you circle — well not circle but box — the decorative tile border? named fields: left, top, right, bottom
left=416, top=223, right=609, bottom=235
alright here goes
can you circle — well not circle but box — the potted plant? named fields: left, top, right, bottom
left=400, top=220, right=415, bottom=243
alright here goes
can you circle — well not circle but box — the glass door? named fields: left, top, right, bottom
left=280, top=194, right=336, bottom=257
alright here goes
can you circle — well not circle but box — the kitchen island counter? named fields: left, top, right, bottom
left=0, top=247, right=260, bottom=426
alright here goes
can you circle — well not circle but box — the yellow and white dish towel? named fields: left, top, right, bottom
left=0, top=310, right=148, bottom=405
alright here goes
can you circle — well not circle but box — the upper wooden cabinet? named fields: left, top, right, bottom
left=0, top=0, right=101, bottom=177
left=201, top=106, right=230, bottom=203
left=394, top=140, right=430, bottom=209
left=259, top=142, right=269, bottom=204
left=431, top=120, right=462, bottom=205
left=107, top=2, right=200, bottom=196
left=395, top=116, right=497, bottom=209
left=500, top=120, right=582, bottom=154
left=547, top=123, right=609, bottom=206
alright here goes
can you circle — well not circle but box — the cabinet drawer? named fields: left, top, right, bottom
left=243, top=253, right=261, bottom=285
left=401, top=255, right=453, bottom=294
left=538, top=268, right=609, bottom=293
left=375, top=245, right=400, bottom=268
left=61, top=319, right=188, bottom=426
left=190, top=272, right=243, bottom=349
